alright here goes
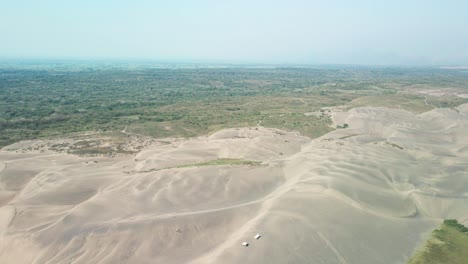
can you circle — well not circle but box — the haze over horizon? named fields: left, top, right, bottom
left=1, top=0, right=468, bottom=66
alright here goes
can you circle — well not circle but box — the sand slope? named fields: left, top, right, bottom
left=0, top=105, right=467, bottom=264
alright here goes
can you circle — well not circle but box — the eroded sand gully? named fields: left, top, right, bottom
left=0, top=104, right=467, bottom=264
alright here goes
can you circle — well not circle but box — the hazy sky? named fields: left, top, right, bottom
left=1, top=0, right=468, bottom=65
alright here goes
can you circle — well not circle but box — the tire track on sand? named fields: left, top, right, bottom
left=317, top=231, right=348, bottom=264
left=190, top=165, right=303, bottom=264
left=0, top=162, right=5, bottom=175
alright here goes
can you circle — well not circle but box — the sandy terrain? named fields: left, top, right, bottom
left=0, top=104, right=467, bottom=264
left=414, top=87, right=468, bottom=99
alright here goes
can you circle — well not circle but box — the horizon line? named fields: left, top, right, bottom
left=0, top=56, right=465, bottom=69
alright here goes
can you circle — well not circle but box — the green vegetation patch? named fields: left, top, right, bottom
left=408, top=219, right=468, bottom=264
left=176, top=158, right=263, bottom=168
left=347, top=94, right=433, bottom=113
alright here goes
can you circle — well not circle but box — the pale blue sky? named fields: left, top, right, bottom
left=1, top=0, right=467, bottom=65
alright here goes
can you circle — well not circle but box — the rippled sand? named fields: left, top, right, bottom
left=0, top=104, right=467, bottom=264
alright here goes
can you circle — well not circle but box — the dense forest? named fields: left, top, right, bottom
left=1, top=65, right=467, bottom=147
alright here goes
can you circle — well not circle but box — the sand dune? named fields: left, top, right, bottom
left=0, top=105, right=467, bottom=264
